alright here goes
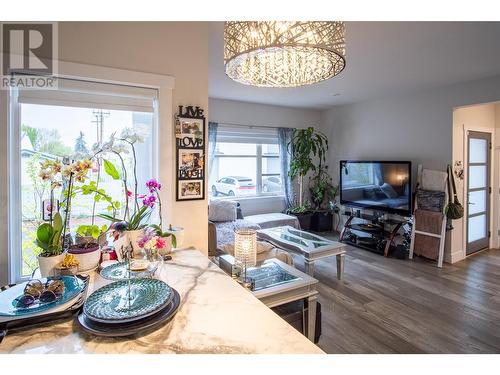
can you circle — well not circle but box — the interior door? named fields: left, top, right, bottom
left=466, top=131, right=491, bottom=255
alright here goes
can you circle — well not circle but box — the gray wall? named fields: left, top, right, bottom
left=320, top=74, right=500, bottom=185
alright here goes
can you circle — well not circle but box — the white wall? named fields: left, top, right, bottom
left=209, top=98, right=322, bottom=215
left=0, top=22, right=209, bottom=284
left=209, top=98, right=321, bottom=129
left=57, top=22, right=209, bottom=253
left=319, top=75, right=500, bottom=263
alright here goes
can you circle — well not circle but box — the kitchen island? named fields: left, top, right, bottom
left=0, top=248, right=324, bottom=354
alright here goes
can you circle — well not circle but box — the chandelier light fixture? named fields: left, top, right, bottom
left=224, top=21, right=346, bottom=88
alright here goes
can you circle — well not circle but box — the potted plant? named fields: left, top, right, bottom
left=36, top=158, right=93, bottom=276
left=92, top=129, right=154, bottom=255
left=287, top=127, right=329, bottom=230
left=309, top=165, right=339, bottom=232
left=75, top=177, right=120, bottom=248
left=139, top=178, right=177, bottom=253
left=35, top=212, right=65, bottom=277
left=100, top=204, right=152, bottom=256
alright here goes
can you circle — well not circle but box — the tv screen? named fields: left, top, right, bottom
left=339, top=160, right=412, bottom=216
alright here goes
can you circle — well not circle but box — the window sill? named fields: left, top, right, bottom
left=210, top=194, right=285, bottom=202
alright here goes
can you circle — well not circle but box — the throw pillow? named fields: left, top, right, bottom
left=380, top=183, right=398, bottom=199
left=416, top=189, right=445, bottom=212
left=208, top=200, right=237, bottom=222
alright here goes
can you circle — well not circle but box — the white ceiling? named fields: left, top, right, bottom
left=209, top=22, right=500, bottom=109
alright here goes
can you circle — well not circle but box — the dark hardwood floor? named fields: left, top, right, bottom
left=292, top=243, right=500, bottom=353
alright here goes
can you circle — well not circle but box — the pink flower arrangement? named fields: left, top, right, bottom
left=137, top=229, right=168, bottom=250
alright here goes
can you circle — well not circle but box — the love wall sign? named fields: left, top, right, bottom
left=175, top=105, right=206, bottom=201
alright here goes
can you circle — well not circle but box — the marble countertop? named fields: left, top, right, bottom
left=0, top=249, right=324, bottom=354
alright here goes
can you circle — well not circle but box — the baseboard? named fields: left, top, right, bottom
left=446, top=250, right=465, bottom=264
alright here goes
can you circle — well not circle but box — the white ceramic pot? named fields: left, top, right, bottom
left=37, top=253, right=65, bottom=277
left=169, top=227, right=184, bottom=248
left=113, top=229, right=145, bottom=260
left=68, top=244, right=101, bottom=272
left=127, top=229, right=145, bottom=256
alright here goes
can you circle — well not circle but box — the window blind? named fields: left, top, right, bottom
left=17, top=77, right=158, bottom=113
left=217, top=124, right=278, bottom=144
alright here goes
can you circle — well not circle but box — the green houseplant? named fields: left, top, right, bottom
left=36, top=159, right=93, bottom=276
left=35, top=212, right=66, bottom=277
left=309, top=165, right=339, bottom=231
left=287, top=127, right=329, bottom=230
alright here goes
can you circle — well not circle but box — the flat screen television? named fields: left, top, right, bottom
left=339, top=160, right=412, bottom=216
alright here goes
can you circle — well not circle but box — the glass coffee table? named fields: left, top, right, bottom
left=218, top=255, right=319, bottom=342
left=257, top=226, right=347, bottom=279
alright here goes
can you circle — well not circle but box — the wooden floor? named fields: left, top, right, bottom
left=292, top=243, right=500, bottom=353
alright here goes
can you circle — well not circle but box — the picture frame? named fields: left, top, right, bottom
left=177, top=179, right=204, bottom=201
left=42, top=198, right=60, bottom=221
left=175, top=116, right=205, bottom=149
left=175, top=105, right=206, bottom=201
left=178, top=148, right=204, bottom=179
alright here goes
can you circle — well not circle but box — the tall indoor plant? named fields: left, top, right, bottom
left=287, top=127, right=329, bottom=229
left=288, top=127, right=329, bottom=206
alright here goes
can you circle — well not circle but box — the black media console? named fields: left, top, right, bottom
left=339, top=210, right=409, bottom=257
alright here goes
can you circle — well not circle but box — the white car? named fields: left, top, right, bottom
left=262, top=176, right=283, bottom=193
left=212, top=176, right=256, bottom=197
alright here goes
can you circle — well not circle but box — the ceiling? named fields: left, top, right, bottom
left=209, top=22, right=500, bottom=109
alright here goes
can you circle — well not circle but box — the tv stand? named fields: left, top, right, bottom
left=339, top=210, right=407, bottom=256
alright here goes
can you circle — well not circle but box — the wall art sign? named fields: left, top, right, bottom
left=175, top=105, right=205, bottom=201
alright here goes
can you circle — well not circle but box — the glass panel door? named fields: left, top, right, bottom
left=466, top=131, right=491, bottom=255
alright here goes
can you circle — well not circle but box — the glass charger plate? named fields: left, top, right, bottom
left=0, top=276, right=86, bottom=317
left=100, top=261, right=159, bottom=281
left=83, top=278, right=173, bottom=324
left=78, top=288, right=180, bottom=337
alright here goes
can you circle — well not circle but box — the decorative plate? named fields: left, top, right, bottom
left=0, top=276, right=85, bottom=317
left=100, top=262, right=159, bottom=281
left=77, top=288, right=180, bottom=337
left=83, top=278, right=173, bottom=323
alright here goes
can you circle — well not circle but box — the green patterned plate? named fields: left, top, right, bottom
left=83, top=278, right=173, bottom=324
left=100, top=262, right=159, bottom=281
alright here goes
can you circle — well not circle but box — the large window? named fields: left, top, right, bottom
left=209, top=125, right=283, bottom=198
left=10, top=78, right=157, bottom=280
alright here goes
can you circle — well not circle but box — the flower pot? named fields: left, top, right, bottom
left=310, top=212, right=333, bottom=232
left=68, top=243, right=101, bottom=272
left=127, top=229, right=145, bottom=256
left=291, top=212, right=313, bottom=231
left=169, top=226, right=184, bottom=248
left=37, top=253, right=65, bottom=277
left=113, top=229, right=145, bottom=260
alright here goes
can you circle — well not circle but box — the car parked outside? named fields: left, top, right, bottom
left=212, top=176, right=256, bottom=197
left=262, top=176, right=283, bottom=193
